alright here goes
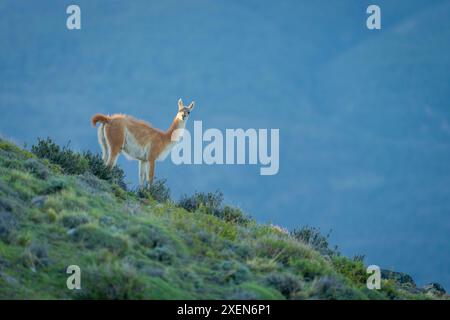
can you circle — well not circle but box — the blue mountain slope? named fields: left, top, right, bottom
left=309, top=1, right=450, bottom=287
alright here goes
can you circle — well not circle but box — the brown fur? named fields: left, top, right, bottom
left=91, top=114, right=111, bottom=127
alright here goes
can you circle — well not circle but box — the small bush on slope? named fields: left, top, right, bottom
left=291, top=226, right=338, bottom=257
left=134, top=179, right=171, bottom=203
left=178, top=190, right=224, bottom=213
left=178, top=191, right=252, bottom=225
left=31, top=138, right=89, bottom=175
left=71, top=224, right=129, bottom=255
left=0, top=211, right=18, bottom=243
left=332, top=256, right=367, bottom=286
left=77, top=262, right=148, bottom=299
left=31, top=138, right=126, bottom=189
left=265, top=272, right=302, bottom=299
left=20, top=241, right=50, bottom=270
left=82, top=151, right=126, bottom=190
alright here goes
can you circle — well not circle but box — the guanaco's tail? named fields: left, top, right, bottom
left=91, top=114, right=110, bottom=127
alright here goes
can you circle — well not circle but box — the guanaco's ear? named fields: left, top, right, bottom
left=178, top=98, right=183, bottom=110
left=188, top=101, right=195, bottom=110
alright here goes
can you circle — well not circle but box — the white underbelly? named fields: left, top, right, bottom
left=122, top=130, right=150, bottom=161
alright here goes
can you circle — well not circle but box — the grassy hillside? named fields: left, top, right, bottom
left=0, top=137, right=447, bottom=299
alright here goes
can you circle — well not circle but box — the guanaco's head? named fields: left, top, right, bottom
left=177, top=98, right=195, bottom=121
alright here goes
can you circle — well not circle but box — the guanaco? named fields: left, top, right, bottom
left=91, top=98, right=195, bottom=187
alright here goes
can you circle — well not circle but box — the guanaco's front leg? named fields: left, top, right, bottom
left=147, top=159, right=155, bottom=188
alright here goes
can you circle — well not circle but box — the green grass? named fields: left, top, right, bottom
left=0, top=137, right=447, bottom=300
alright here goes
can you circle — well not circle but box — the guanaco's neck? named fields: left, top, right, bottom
left=165, top=116, right=185, bottom=142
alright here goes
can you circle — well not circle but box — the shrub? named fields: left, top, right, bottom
left=256, top=237, right=314, bottom=266
left=31, top=138, right=126, bottom=189
left=224, top=240, right=252, bottom=260
left=135, top=262, right=166, bottom=279
left=147, top=246, right=175, bottom=264
left=0, top=211, right=18, bottom=243
left=130, top=225, right=178, bottom=264
left=178, top=191, right=251, bottom=225
left=15, top=231, right=32, bottom=247
left=0, top=193, right=22, bottom=214
left=291, top=226, right=338, bottom=256
left=31, top=138, right=88, bottom=175
left=178, top=190, right=223, bottom=214
left=308, top=276, right=366, bottom=300
left=353, top=254, right=366, bottom=263
left=47, top=209, right=57, bottom=223
left=289, top=257, right=329, bottom=280
left=235, top=282, right=285, bottom=300
left=83, top=151, right=126, bottom=190
left=178, top=269, right=204, bottom=290
left=112, top=184, right=128, bottom=200
left=72, top=225, right=128, bottom=254
left=24, top=158, right=49, bottom=180
left=265, top=272, right=302, bottom=299
left=381, top=269, right=416, bottom=287
left=128, top=224, right=171, bottom=249
left=61, top=213, right=89, bottom=229
left=42, top=177, right=66, bottom=194
left=0, top=138, right=34, bottom=159
left=77, top=172, right=110, bottom=193
left=21, top=242, right=50, bottom=269
left=77, top=262, right=147, bottom=299
left=332, top=256, right=367, bottom=285
left=229, top=290, right=259, bottom=300
left=99, top=215, right=115, bottom=227
left=221, top=205, right=252, bottom=225
left=135, top=178, right=170, bottom=203
left=246, top=257, right=278, bottom=273
left=215, top=260, right=250, bottom=284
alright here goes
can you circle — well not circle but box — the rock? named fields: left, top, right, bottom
left=31, top=196, right=47, bottom=208
left=422, top=283, right=446, bottom=296
left=67, top=228, right=77, bottom=236
left=381, top=269, right=416, bottom=287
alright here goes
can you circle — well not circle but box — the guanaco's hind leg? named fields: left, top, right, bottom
left=97, top=124, right=109, bottom=163
left=139, top=160, right=148, bottom=187
left=104, top=124, right=125, bottom=168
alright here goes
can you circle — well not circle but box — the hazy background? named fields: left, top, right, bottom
left=1, top=0, right=449, bottom=288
